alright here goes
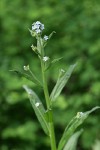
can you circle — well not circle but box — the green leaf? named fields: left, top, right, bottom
left=48, top=31, right=56, bottom=39
left=23, top=85, right=49, bottom=135
left=10, top=70, right=42, bottom=87
left=92, top=140, right=100, bottom=150
left=51, top=57, right=63, bottom=64
left=50, top=64, right=77, bottom=101
left=44, top=57, right=63, bottom=71
left=63, top=129, right=83, bottom=150
left=58, top=106, right=100, bottom=150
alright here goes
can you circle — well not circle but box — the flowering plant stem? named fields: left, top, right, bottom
left=14, top=21, right=100, bottom=150
left=40, top=52, right=57, bottom=150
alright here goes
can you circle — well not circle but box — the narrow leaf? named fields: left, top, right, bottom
left=45, top=57, right=63, bottom=71
left=63, top=129, right=83, bottom=150
left=92, top=140, right=100, bottom=150
left=10, top=70, right=42, bottom=87
left=51, top=57, right=63, bottom=64
left=50, top=64, right=77, bottom=101
left=49, top=31, right=56, bottom=39
left=23, top=85, right=49, bottom=135
left=58, top=106, right=100, bottom=150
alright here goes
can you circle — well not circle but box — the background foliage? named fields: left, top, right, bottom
left=0, top=0, right=100, bottom=149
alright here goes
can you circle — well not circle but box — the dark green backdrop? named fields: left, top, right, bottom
left=0, top=0, right=100, bottom=150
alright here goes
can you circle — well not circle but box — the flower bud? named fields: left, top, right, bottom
left=76, top=112, right=84, bottom=118
left=23, top=65, right=29, bottom=71
left=35, top=102, right=40, bottom=107
left=31, top=44, right=37, bottom=51
left=44, top=35, right=49, bottom=41
left=43, top=56, right=49, bottom=62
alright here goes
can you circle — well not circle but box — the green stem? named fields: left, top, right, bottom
left=41, top=59, right=57, bottom=150
left=37, top=36, right=56, bottom=150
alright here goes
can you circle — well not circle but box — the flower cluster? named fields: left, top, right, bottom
left=30, top=21, right=50, bottom=56
left=32, top=21, right=44, bottom=34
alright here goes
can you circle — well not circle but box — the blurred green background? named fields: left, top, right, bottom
left=0, top=0, right=100, bottom=150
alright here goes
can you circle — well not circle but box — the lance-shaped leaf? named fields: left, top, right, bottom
left=10, top=70, right=42, bottom=87
left=44, top=57, right=63, bottom=71
left=92, top=140, right=100, bottom=150
left=48, top=31, right=56, bottom=39
left=51, top=57, right=63, bottom=64
left=23, top=85, right=49, bottom=135
left=58, top=106, right=100, bottom=150
left=63, top=129, right=83, bottom=150
left=50, top=64, right=77, bottom=101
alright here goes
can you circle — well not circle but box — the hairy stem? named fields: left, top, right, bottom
left=41, top=59, right=57, bottom=150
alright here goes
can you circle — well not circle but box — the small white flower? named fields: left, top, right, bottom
left=40, top=24, right=44, bottom=30
left=35, top=21, right=41, bottom=25
left=35, top=29, right=41, bottom=33
left=43, top=56, right=49, bottom=62
left=35, top=102, right=40, bottom=107
left=32, top=21, right=44, bottom=34
left=44, top=35, right=49, bottom=41
left=32, top=24, right=40, bottom=30
left=76, top=112, right=84, bottom=118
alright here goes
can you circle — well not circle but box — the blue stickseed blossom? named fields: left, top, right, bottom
left=32, top=24, right=39, bottom=30
left=40, top=24, right=44, bottom=30
left=32, top=21, right=44, bottom=34
left=35, top=29, right=41, bottom=34
left=44, top=35, right=49, bottom=41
